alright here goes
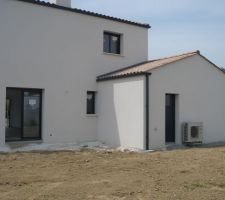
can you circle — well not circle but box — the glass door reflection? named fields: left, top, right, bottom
left=23, top=90, right=42, bottom=139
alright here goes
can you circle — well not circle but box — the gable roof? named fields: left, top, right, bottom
left=97, top=51, right=224, bottom=81
left=17, top=0, right=150, bottom=29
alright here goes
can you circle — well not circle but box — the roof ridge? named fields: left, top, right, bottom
left=149, top=50, right=200, bottom=62
left=17, top=0, right=151, bottom=28
left=97, top=51, right=200, bottom=80
left=97, top=51, right=201, bottom=81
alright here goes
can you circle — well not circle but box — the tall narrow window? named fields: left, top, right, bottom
left=104, top=32, right=121, bottom=54
left=86, top=91, right=95, bottom=114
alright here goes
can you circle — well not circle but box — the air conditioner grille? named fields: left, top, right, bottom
left=183, top=124, right=188, bottom=141
left=183, top=122, right=203, bottom=144
left=191, top=126, right=199, bottom=138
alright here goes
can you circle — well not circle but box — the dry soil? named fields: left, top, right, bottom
left=0, top=147, right=225, bottom=200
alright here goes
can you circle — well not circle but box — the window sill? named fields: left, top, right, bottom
left=86, top=114, right=98, bottom=118
left=103, top=52, right=125, bottom=57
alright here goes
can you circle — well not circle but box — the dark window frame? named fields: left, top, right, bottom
left=5, top=87, right=42, bottom=142
left=86, top=91, right=96, bottom=115
left=104, top=32, right=121, bottom=54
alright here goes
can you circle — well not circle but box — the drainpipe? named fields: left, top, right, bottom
left=145, top=73, right=151, bottom=150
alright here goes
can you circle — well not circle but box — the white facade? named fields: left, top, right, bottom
left=98, top=54, right=225, bottom=150
left=97, top=76, right=145, bottom=149
left=0, top=0, right=148, bottom=146
left=148, top=55, right=225, bottom=149
left=1, top=1, right=224, bottom=150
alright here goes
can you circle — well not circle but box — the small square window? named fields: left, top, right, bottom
left=104, top=32, right=121, bottom=54
left=86, top=91, right=96, bottom=114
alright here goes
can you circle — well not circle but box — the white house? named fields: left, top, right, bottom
left=0, top=0, right=225, bottom=150
left=0, top=0, right=149, bottom=146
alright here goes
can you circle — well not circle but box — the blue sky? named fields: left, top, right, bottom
left=48, top=0, right=225, bottom=67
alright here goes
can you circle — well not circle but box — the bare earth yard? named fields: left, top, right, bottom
left=0, top=147, right=225, bottom=200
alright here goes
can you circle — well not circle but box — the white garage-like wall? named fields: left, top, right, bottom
left=148, top=54, right=225, bottom=149
left=97, top=76, right=145, bottom=149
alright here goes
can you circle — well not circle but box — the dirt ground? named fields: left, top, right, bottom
left=0, top=147, right=225, bottom=200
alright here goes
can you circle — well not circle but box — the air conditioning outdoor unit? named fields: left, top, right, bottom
left=183, top=122, right=203, bottom=144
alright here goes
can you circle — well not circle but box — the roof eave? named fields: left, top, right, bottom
left=97, top=72, right=151, bottom=82
left=17, top=0, right=151, bottom=29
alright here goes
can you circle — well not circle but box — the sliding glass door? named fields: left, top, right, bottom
left=5, top=88, right=42, bottom=141
left=5, top=88, right=23, bottom=141
left=23, top=90, right=42, bottom=139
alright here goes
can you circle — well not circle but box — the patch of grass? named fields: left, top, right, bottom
left=184, top=181, right=208, bottom=191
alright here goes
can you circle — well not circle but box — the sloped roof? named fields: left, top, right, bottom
left=17, top=0, right=150, bottom=29
left=97, top=51, right=200, bottom=81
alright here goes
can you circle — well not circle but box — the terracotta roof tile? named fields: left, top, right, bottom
left=97, top=51, right=200, bottom=81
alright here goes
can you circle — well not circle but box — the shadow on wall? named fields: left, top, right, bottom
left=97, top=77, right=145, bottom=149
left=97, top=81, right=121, bottom=148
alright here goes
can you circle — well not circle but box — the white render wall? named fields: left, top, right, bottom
left=97, top=76, right=145, bottom=149
left=148, top=55, right=225, bottom=149
left=0, top=0, right=148, bottom=145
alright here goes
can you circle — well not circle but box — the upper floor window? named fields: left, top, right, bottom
left=104, top=32, right=121, bottom=54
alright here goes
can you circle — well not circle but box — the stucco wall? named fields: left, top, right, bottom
left=0, top=0, right=148, bottom=145
left=148, top=55, right=225, bottom=149
left=97, top=76, right=145, bottom=149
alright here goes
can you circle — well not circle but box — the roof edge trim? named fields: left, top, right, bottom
left=97, top=72, right=151, bottom=82
left=17, top=0, right=151, bottom=29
